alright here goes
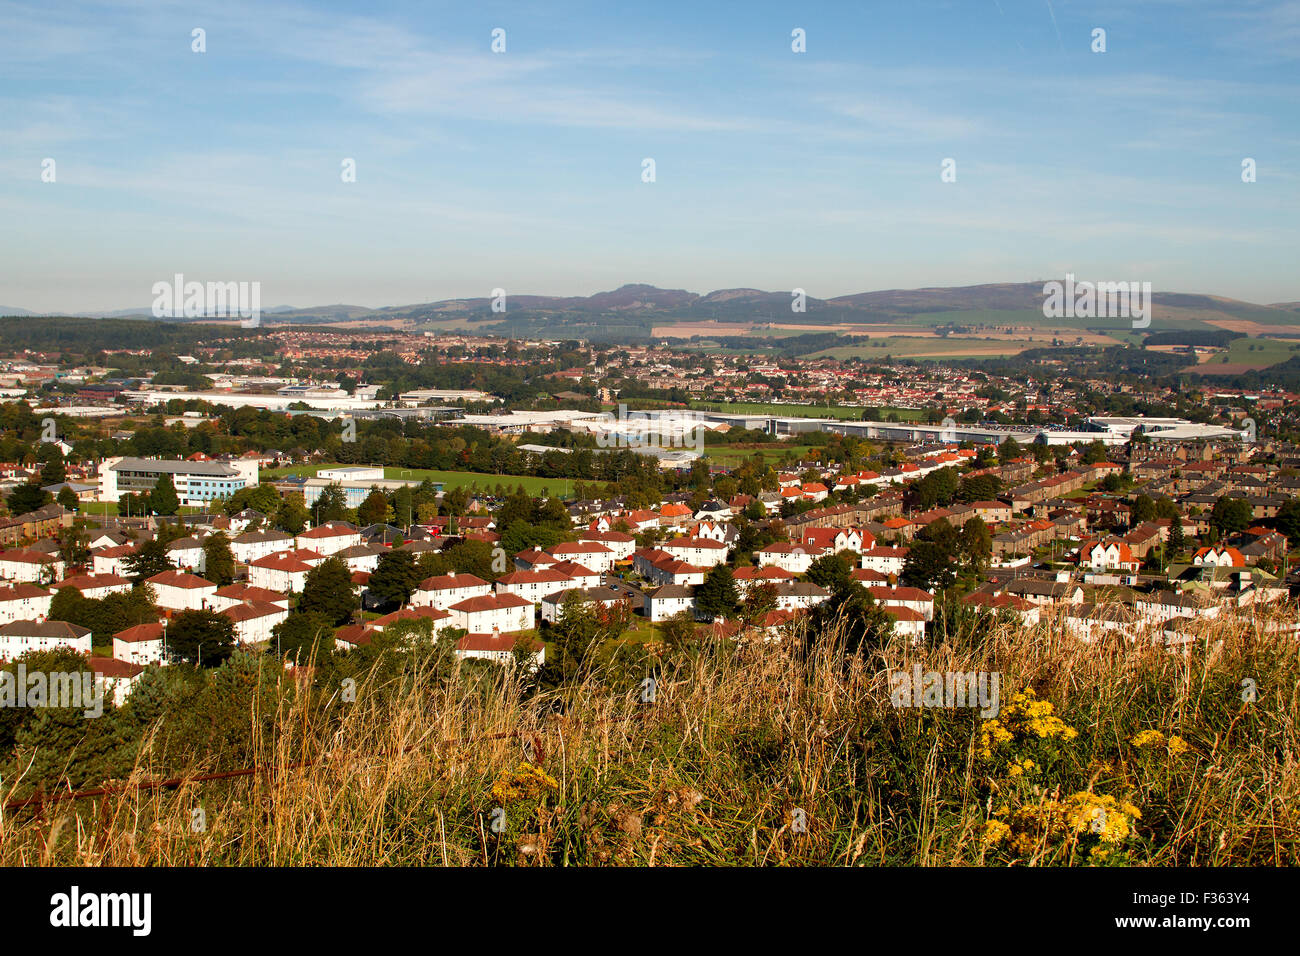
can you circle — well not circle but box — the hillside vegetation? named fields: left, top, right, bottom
left=1, top=606, right=1296, bottom=866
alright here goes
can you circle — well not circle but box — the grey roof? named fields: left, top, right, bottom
left=773, top=581, right=832, bottom=597
left=110, top=457, right=239, bottom=477
left=0, top=619, right=92, bottom=639
left=541, top=585, right=634, bottom=606
left=233, top=531, right=292, bottom=544
left=648, top=584, right=695, bottom=599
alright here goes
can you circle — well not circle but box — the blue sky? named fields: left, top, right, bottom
left=2, top=0, right=1297, bottom=312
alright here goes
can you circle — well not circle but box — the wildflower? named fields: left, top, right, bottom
left=1132, top=729, right=1192, bottom=757
left=1060, top=792, right=1140, bottom=845
left=979, top=689, right=1077, bottom=770
left=982, top=819, right=1011, bottom=844
left=1131, top=729, right=1165, bottom=748
left=983, top=791, right=1142, bottom=860
left=491, top=762, right=559, bottom=804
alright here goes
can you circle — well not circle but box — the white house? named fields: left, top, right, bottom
left=548, top=561, right=601, bottom=590
left=732, top=565, right=795, bottom=595
left=513, top=548, right=560, bottom=571
left=691, top=521, right=730, bottom=544
left=223, top=599, right=290, bottom=645
left=165, top=536, right=207, bottom=573
left=92, top=544, right=137, bottom=577
left=297, top=522, right=362, bottom=556
left=448, top=592, right=535, bottom=634
left=145, top=570, right=219, bottom=612
left=336, top=543, right=387, bottom=574
left=247, top=551, right=320, bottom=593
left=0, top=583, right=53, bottom=626
left=227, top=509, right=268, bottom=535
left=89, top=656, right=146, bottom=705
left=0, top=619, right=92, bottom=658
left=642, top=556, right=707, bottom=587
left=0, top=549, right=63, bottom=584
left=860, top=546, right=910, bottom=575
left=1077, top=539, right=1141, bottom=574
left=54, top=573, right=132, bottom=601
left=231, top=530, right=295, bottom=564
left=455, top=629, right=545, bottom=670
left=771, top=581, right=832, bottom=612
left=547, top=541, right=616, bottom=573
left=411, top=572, right=493, bottom=611
left=1064, top=603, right=1147, bottom=643
left=645, top=584, right=696, bottom=622
left=495, top=568, right=578, bottom=605
left=867, top=585, right=936, bottom=621
left=800, top=527, right=872, bottom=555
left=577, top=530, right=636, bottom=562
left=210, top=583, right=291, bottom=612
left=884, top=606, right=927, bottom=642
left=540, top=586, right=635, bottom=625
left=754, top=542, right=818, bottom=575
left=1192, top=546, right=1246, bottom=569
left=87, top=530, right=131, bottom=551
left=112, top=622, right=166, bottom=665
left=1136, top=591, right=1222, bottom=624
left=660, top=536, right=729, bottom=568
left=369, top=605, right=453, bottom=633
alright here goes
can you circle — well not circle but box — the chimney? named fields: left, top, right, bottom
left=447, top=570, right=456, bottom=578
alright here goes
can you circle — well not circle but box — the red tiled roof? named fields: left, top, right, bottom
left=146, top=570, right=216, bottom=589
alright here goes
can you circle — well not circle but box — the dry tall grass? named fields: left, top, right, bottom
left=2, top=604, right=1296, bottom=866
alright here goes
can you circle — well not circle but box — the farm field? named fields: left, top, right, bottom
left=262, top=464, right=573, bottom=497
left=703, top=443, right=819, bottom=467
left=809, top=331, right=1123, bottom=361
left=1201, top=336, right=1300, bottom=367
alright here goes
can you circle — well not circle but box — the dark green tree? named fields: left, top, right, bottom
left=149, top=474, right=180, bottom=516
left=298, top=556, right=358, bottom=625
left=1273, top=498, right=1300, bottom=547
left=270, top=612, right=334, bottom=662
left=202, top=532, right=236, bottom=586
left=1209, top=496, right=1252, bottom=538
left=313, top=484, right=350, bottom=523
left=368, top=549, right=421, bottom=607
left=901, top=540, right=956, bottom=593
left=274, top=496, right=310, bottom=534
left=695, top=565, right=739, bottom=622
left=6, top=481, right=52, bottom=515
left=357, top=487, right=390, bottom=527
left=166, top=608, right=236, bottom=668
left=805, top=551, right=854, bottom=593
left=56, top=525, right=91, bottom=568
left=38, top=450, right=67, bottom=485
left=122, top=539, right=175, bottom=584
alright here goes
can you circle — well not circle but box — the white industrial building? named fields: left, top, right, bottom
left=99, top=457, right=260, bottom=506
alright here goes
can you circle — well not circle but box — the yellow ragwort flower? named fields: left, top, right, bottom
left=491, top=762, right=559, bottom=804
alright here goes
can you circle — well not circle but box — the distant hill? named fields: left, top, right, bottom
left=12, top=282, right=1300, bottom=337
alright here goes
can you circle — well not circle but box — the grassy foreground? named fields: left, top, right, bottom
left=1, top=605, right=1297, bottom=866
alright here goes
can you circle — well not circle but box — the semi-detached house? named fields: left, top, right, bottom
left=411, top=572, right=493, bottom=611
left=448, top=592, right=535, bottom=634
